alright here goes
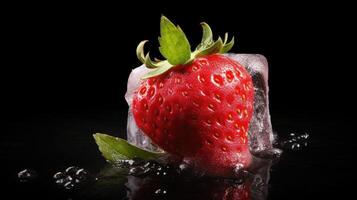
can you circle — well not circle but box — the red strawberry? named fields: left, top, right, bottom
left=132, top=16, right=254, bottom=177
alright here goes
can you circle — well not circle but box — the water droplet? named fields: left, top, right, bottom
left=53, top=166, right=90, bottom=189
left=53, top=172, right=65, bottom=179
left=179, top=163, right=189, bottom=171
left=143, top=161, right=152, bottom=168
left=65, top=166, right=80, bottom=175
left=17, top=169, right=37, bottom=182
left=64, top=182, right=75, bottom=190
left=281, top=132, right=310, bottom=151
left=75, top=168, right=88, bottom=180
left=116, top=159, right=135, bottom=167
left=66, top=176, right=73, bottom=182
left=254, top=176, right=263, bottom=184
left=128, top=163, right=155, bottom=177
left=291, top=143, right=300, bottom=150
left=56, top=178, right=65, bottom=185
left=233, top=163, right=244, bottom=176
left=233, top=177, right=244, bottom=184
left=155, top=188, right=167, bottom=195
left=129, top=167, right=140, bottom=175
left=270, top=148, right=283, bottom=159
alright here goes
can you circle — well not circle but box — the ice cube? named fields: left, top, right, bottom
left=226, top=54, right=275, bottom=154
left=125, top=54, right=275, bottom=155
left=125, top=65, right=164, bottom=152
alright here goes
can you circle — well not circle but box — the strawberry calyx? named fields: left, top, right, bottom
left=136, top=16, right=234, bottom=79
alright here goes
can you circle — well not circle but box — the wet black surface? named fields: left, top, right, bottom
left=1, top=109, right=354, bottom=199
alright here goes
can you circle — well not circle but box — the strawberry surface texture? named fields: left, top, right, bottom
left=132, top=54, right=254, bottom=176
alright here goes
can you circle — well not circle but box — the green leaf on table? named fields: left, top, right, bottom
left=93, top=133, right=163, bottom=163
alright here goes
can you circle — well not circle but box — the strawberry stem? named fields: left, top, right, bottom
left=136, top=16, right=235, bottom=79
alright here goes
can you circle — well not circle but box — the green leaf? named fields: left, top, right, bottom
left=136, top=41, right=159, bottom=69
left=136, top=40, right=148, bottom=64
left=196, top=37, right=224, bottom=57
left=141, top=60, right=173, bottom=79
left=158, top=16, right=191, bottom=65
left=221, top=34, right=234, bottom=53
left=223, top=33, right=228, bottom=44
left=135, top=17, right=236, bottom=79
left=93, top=133, right=163, bottom=163
left=144, top=52, right=160, bottom=69
left=196, top=22, right=213, bottom=50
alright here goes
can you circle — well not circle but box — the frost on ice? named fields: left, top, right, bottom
left=125, top=54, right=276, bottom=155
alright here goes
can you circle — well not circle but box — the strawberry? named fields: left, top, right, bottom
left=132, top=16, right=254, bottom=177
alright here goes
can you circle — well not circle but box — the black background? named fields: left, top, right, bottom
left=2, top=1, right=356, bottom=199
left=2, top=2, right=354, bottom=117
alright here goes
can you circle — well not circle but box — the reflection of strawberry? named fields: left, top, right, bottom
left=132, top=16, right=254, bottom=177
left=127, top=175, right=251, bottom=200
